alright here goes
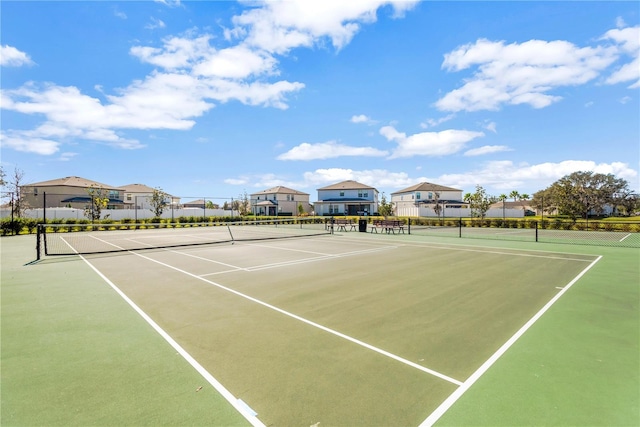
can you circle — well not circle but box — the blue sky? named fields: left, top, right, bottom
left=1, top=0, right=638, bottom=202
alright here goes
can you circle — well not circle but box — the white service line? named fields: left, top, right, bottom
left=619, top=233, right=631, bottom=242
left=418, top=255, right=602, bottom=427
left=59, top=236, right=265, bottom=427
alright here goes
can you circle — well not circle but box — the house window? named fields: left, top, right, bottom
left=358, top=191, right=363, bottom=198
left=340, top=191, right=344, bottom=197
left=34, top=188, right=38, bottom=196
left=109, top=190, right=119, bottom=199
left=428, top=192, right=433, bottom=200
left=127, top=194, right=132, bottom=201
left=364, top=192, right=368, bottom=198
left=416, top=192, right=421, bottom=200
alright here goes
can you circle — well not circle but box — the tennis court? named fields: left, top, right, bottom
left=2, top=225, right=638, bottom=426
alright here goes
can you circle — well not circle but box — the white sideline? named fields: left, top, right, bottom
left=59, top=237, right=265, bottom=427
left=419, top=255, right=602, bottom=427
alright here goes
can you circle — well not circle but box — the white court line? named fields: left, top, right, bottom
left=619, top=233, right=631, bottom=242
left=85, top=234, right=462, bottom=386
left=337, top=235, right=598, bottom=263
left=245, top=246, right=399, bottom=272
left=59, top=237, right=265, bottom=427
left=419, top=255, right=602, bottom=427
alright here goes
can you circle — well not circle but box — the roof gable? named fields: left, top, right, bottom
left=251, top=186, right=309, bottom=196
left=392, top=182, right=461, bottom=195
left=317, top=180, right=376, bottom=191
left=25, top=176, right=118, bottom=189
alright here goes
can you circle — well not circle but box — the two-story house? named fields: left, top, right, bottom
left=119, top=183, right=179, bottom=210
left=20, top=176, right=125, bottom=210
left=250, top=186, right=312, bottom=216
left=392, top=182, right=465, bottom=217
left=314, top=180, right=379, bottom=216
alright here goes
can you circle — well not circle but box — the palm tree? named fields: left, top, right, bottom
left=520, top=193, right=530, bottom=214
left=509, top=190, right=520, bottom=203
left=499, top=194, right=507, bottom=220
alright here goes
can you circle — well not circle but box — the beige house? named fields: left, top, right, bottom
left=21, top=176, right=124, bottom=210
left=392, top=182, right=466, bottom=217
left=314, top=180, right=379, bottom=216
left=119, top=183, right=179, bottom=209
left=250, top=186, right=311, bottom=216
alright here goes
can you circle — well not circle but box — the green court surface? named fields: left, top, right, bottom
left=1, top=230, right=638, bottom=426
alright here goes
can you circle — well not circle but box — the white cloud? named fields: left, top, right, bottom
left=482, top=121, right=497, bottom=133
left=464, top=145, right=512, bottom=156
left=350, top=114, right=375, bottom=124
left=1, top=45, right=34, bottom=67
left=2, top=2, right=415, bottom=155
left=0, top=134, right=60, bottom=155
left=57, top=152, right=78, bottom=162
left=601, top=25, right=640, bottom=89
left=436, top=38, right=619, bottom=112
left=380, top=125, right=484, bottom=158
left=155, top=0, right=181, bottom=7
left=420, top=114, right=455, bottom=129
left=145, top=17, right=166, bottom=30
left=277, top=140, right=388, bottom=160
left=230, top=0, right=419, bottom=54
left=114, top=9, right=127, bottom=20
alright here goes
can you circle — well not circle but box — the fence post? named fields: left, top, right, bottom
left=459, top=217, right=462, bottom=238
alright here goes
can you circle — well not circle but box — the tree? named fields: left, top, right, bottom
left=149, top=187, right=169, bottom=218
left=465, top=185, right=492, bottom=219
left=509, top=190, right=520, bottom=203
left=237, top=191, right=250, bottom=216
left=298, top=202, right=304, bottom=216
left=205, top=200, right=219, bottom=209
left=498, top=194, right=507, bottom=219
left=0, top=166, right=6, bottom=187
left=84, top=185, right=109, bottom=221
left=432, top=191, right=442, bottom=220
left=612, top=190, right=639, bottom=216
left=544, top=171, right=631, bottom=221
left=378, top=193, right=394, bottom=217
left=4, top=167, right=28, bottom=218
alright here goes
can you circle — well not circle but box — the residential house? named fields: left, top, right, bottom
left=21, top=176, right=124, bottom=210
left=392, top=182, right=465, bottom=217
left=314, top=180, right=378, bottom=216
left=119, top=183, right=179, bottom=209
left=250, top=186, right=311, bottom=216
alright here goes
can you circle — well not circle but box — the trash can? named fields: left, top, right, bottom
left=358, top=219, right=367, bottom=232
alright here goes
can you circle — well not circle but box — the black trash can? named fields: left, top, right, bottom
left=358, top=219, right=367, bottom=232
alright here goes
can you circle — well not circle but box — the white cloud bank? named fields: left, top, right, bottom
left=1, top=1, right=416, bottom=155
left=436, top=25, right=639, bottom=112
left=277, top=140, right=388, bottom=160
left=380, top=125, right=484, bottom=158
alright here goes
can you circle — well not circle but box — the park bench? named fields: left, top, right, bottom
left=371, top=220, right=405, bottom=234
left=334, top=218, right=357, bottom=232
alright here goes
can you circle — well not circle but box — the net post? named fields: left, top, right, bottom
left=36, top=225, right=41, bottom=260
left=407, top=217, right=411, bottom=235
left=459, top=217, right=462, bottom=238
left=535, top=220, right=539, bottom=242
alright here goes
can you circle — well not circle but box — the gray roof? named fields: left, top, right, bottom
left=24, top=176, right=118, bottom=189
left=392, top=182, right=461, bottom=195
left=251, top=186, right=309, bottom=196
left=317, top=180, right=376, bottom=191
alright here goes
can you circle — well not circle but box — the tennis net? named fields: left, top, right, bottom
left=37, top=218, right=332, bottom=258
